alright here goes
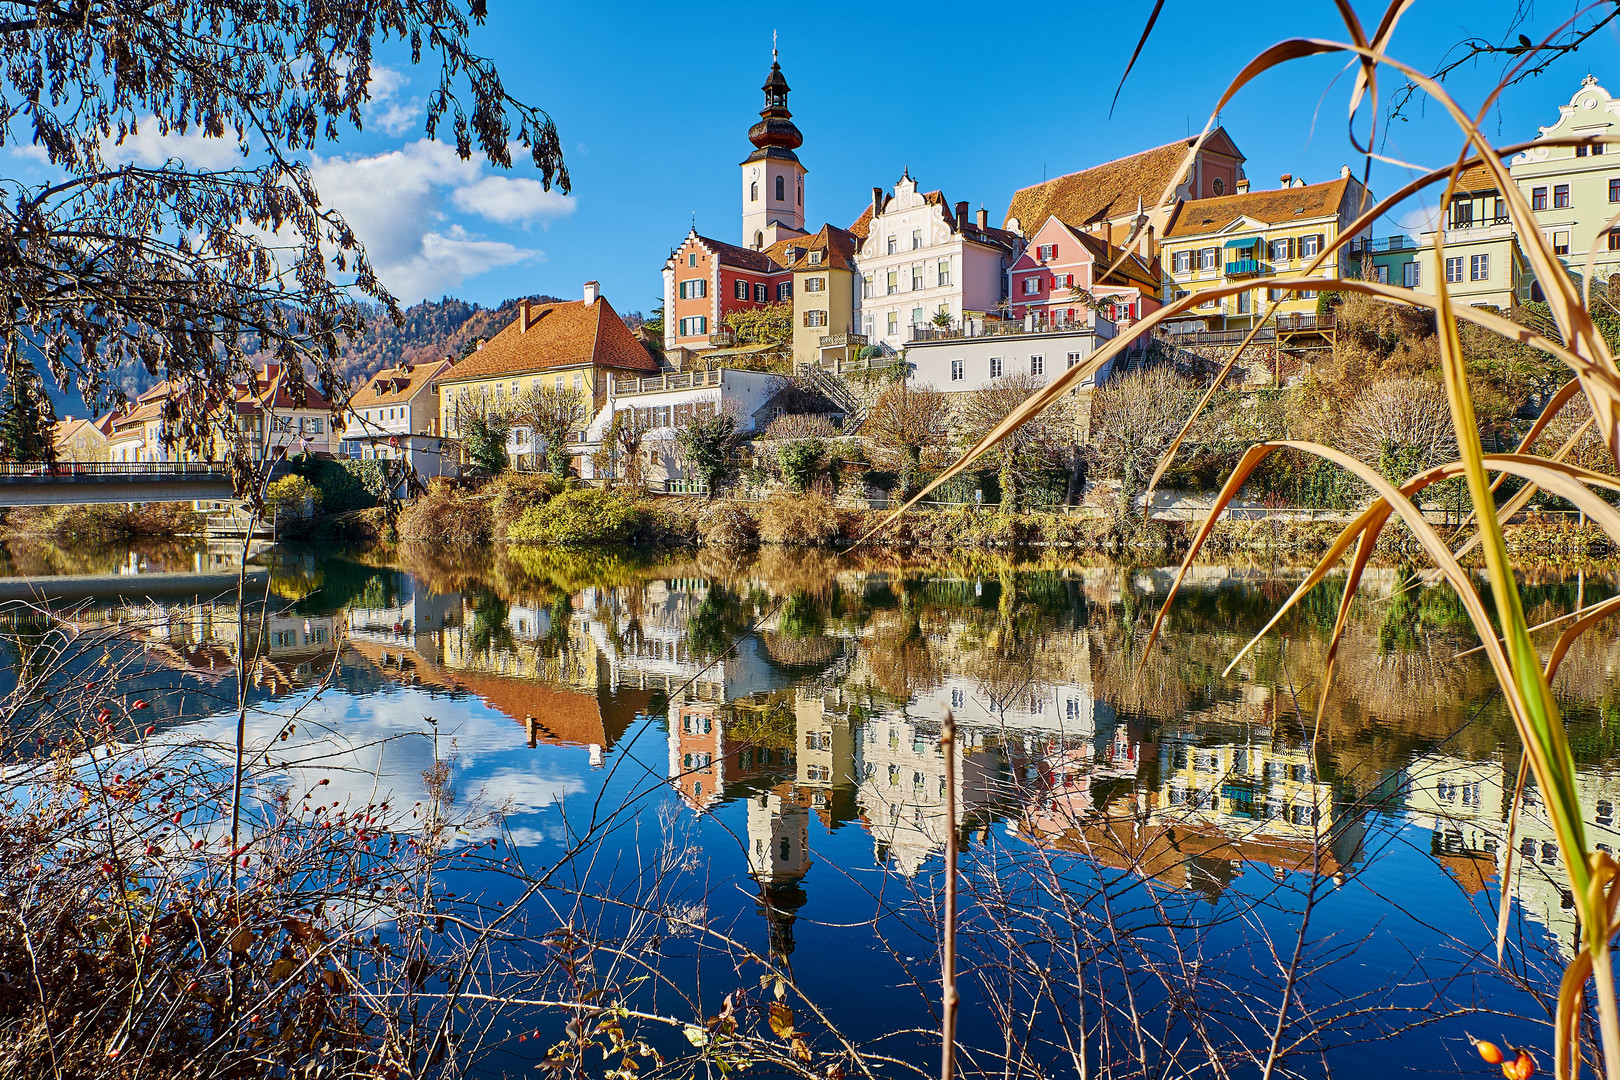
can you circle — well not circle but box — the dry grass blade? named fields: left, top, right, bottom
left=1498, top=751, right=1531, bottom=964
left=1557, top=949, right=1594, bottom=1080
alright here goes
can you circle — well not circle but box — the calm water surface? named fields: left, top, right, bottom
left=7, top=538, right=1620, bottom=1076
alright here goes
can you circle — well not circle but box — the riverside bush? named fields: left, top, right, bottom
left=697, top=499, right=759, bottom=548
left=397, top=479, right=492, bottom=544
left=508, top=489, right=642, bottom=547
left=757, top=493, right=838, bottom=546
left=264, top=474, right=321, bottom=520
left=488, top=472, right=563, bottom=536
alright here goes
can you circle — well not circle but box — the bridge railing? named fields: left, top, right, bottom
left=0, top=461, right=230, bottom=482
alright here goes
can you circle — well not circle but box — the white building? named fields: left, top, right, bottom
left=850, top=172, right=1022, bottom=354
left=340, top=358, right=457, bottom=485
left=580, top=367, right=808, bottom=493
left=903, top=319, right=1116, bottom=395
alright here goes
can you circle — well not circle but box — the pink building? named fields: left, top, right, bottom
left=1006, top=217, right=1162, bottom=342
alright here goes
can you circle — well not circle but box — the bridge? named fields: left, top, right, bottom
left=0, top=462, right=237, bottom=506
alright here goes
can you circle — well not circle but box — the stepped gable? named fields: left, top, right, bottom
left=1164, top=177, right=1356, bottom=237
left=694, top=233, right=786, bottom=273
left=441, top=294, right=657, bottom=382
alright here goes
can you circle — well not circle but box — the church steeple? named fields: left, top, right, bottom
left=740, top=43, right=807, bottom=248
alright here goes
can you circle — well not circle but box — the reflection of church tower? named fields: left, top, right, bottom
left=740, top=49, right=807, bottom=250
left=746, top=790, right=811, bottom=965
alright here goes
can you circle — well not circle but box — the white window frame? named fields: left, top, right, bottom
left=1470, top=253, right=1490, bottom=281
left=1029, top=355, right=1045, bottom=377
left=989, top=356, right=1002, bottom=377
left=950, top=358, right=964, bottom=381
left=1445, top=257, right=1464, bottom=284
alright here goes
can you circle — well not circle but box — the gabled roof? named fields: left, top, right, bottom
left=352, top=358, right=451, bottom=409
left=439, top=295, right=658, bottom=384
left=52, top=417, right=101, bottom=447
left=1164, top=177, right=1364, bottom=238
left=1004, top=129, right=1245, bottom=231
left=765, top=223, right=861, bottom=272
left=847, top=191, right=1020, bottom=251
left=234, top=363, right=335, bottom=414
left=1063, top=225, right=1161, bottom=290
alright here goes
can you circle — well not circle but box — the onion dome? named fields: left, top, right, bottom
left=747, top=61, right=802, bottom=153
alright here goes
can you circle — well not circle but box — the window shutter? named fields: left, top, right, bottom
left=1313, top=233, right=1325, bottom=252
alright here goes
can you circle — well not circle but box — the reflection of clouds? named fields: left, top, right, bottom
left=160, top=685, right=591, bottom=829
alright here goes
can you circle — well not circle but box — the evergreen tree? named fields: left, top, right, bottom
left=0, top=367, right=56, bottom=464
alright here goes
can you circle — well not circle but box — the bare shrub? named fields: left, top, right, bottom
left=696, top=499, right=758, bottom=548
left=756, top=493, right=839, bottom=546
left=1336, top=377, right=1458, bottom=478
left=396, top=479, right=492, bottom=545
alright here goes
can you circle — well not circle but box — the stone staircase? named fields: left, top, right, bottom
left=798, top=367, right=867, bottom=434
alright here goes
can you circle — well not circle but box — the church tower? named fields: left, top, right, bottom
left=740, top=52, right=807, bottom=250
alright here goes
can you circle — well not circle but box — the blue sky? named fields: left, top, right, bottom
left=12, top=0, right=1615, bottom=317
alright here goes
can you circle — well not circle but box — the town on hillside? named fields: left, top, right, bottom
left=48, top=67, right=1620, bottom=508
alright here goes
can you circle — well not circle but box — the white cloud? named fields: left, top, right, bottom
left=103, top=116, right=247, bottom=170
left=451, top=175, right=575, bottom=225
left=308, top=139, right=549, bottom=300
left=365, top=66, right=423, bottom=138
left=1395, top=202, right=1441, bottom=235
left=11, top=143, right=50, bottom=164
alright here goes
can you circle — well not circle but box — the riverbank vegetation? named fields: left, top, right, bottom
left=1, top=503, right=203, bottom=543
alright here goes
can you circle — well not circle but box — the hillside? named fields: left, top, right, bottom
left=47, top=292, right=638, bottom=418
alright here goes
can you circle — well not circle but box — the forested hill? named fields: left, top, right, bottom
left=325, top=294, right=562, bottom=386
left=47, top=293, right=610, bottom=416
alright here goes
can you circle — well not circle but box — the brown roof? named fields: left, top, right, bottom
left=52, top=418, right=95, bottom=446
left=690, top=233, right=785, bottom=274
left=1450, top=160, right=1504, bottom=193
left=1165, top=178, right=1362, bottom=238
left=1006, top=135, right=1207, bottom=231
left=449, top=670, right=609, bottom=748
left=765, top=223, right=862, bottom=273
left=234, top=363, right=336, bottom=414
left=439, top=295, right=657, bottom=384
left=352, top=358, right=451, bottom=409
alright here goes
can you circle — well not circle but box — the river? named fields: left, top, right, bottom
left=3, top=537, right=1615, bottom=1077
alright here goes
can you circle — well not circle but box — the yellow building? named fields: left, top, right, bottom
left=436, top=283, right=659, bottom=471
left=1415, top=161, right=1530, bottom=311
left=1160, top=170, right=1374, bottom=331
left=773, top=225, right=861, bottom=370
left=52, top=414, right=112, bottom=462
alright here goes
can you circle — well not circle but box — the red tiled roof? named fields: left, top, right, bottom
left=439, top=295, right=658, bottom=384
left=691, top=234, right=786, bottom=274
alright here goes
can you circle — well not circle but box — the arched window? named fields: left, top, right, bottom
left=753, top=230, right=764, bottom=249
left=775, top=175, right=785, bottom=201
left=797, top=182, right=802, bottom=205
left=750, top=181, right=758, bottom=201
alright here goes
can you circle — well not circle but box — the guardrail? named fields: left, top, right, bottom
left=0, top=461, right=229, bottom=481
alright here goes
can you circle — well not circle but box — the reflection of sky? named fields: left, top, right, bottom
left=162, top=684, right=591, bottom=840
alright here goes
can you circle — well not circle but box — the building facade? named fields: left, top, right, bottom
left=1159, top=171, right=1373, bottom=331
left=850, top=172, right=1021, bottom=353
left=340, top=357, right=455, bottom=481
left=1414, top=162, right=1530, bottom=310
left=437, top=283, right=658, bottom=472
left=1509, top=75, right=1620, bottom=290
left=1005, top=216, right=1162, bottom=332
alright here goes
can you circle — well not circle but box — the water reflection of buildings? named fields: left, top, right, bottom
left=1402, top=754, right=1505, bottom=897
left=1509, top=767, right=1620, bottom=957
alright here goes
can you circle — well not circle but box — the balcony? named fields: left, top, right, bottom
left=1224, top=258, right=1267, bottom=278
left=1348, top=235, right=1415, bottom=255
left=819, top=332, right=868, bottom=349
left=1277, top=312, right=1336, bottom=334
left=706, top=330, right=737, bottom=347
left=611, top=369, right=726, bottom=396
left=909, top=315, right=1114, bottom=344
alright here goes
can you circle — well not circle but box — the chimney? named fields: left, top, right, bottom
left=519, top=300, right=534, bottom=333
left=583, top=280, right=601, bottom=304
left=955, top=200, right=970, bottom=231
left=871, top=186, right=884, bottom=219
left=1279, top=174, right=1292, bottom=188
left=977, top=205, right=988, bottom=230
left=1236, top=178, right=1250, bottom=193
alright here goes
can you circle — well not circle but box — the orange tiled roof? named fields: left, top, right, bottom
left=353, top=358, right=451, bottom=409
left=439, top=295, right=657, bottom=384
left=233, top=363, right=335, bottom=414
left=1057, top=222, right=1161, bottom=290
left=764, top=223, right=862, bottom=273
left=1164, top=177, right=1363, bottom=238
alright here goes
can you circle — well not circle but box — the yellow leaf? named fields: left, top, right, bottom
left=768, top=1002, right=794, bottom=1040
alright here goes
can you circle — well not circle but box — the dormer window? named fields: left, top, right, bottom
left=809, top=251, right=822, bottom=264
